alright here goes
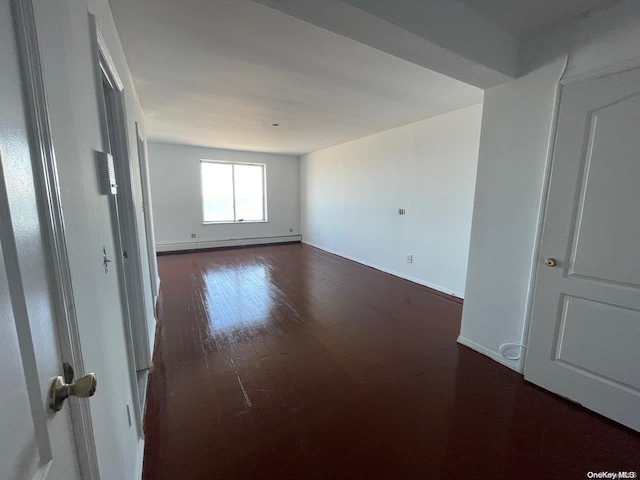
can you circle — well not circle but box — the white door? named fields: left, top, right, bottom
left=524, top=67, right=640, bottom=432
left=0, top=0, right=84, bottom=477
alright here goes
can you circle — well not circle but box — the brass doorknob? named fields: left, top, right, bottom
left=49, top=372, right=97, bottom=412
left=545, top=258, right=558, bottom=267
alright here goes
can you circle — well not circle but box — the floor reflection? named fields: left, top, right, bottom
left=200, top=263, right=275, bottom=336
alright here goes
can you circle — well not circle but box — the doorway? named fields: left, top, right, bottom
left=94, top=21, right=150, bottom=424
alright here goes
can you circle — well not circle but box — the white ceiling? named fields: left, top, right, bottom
left=109, top=0, right=483, bottom=156
left=456, top=0, right=618, bottom=39
left=110, top=0, right=617, bottom=156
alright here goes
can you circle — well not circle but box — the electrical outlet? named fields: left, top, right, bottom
left=191, top=233, right=196, bottom=238
left=407, top=254, right=413, bottom=263
left=398, top=208, right=406, bottom=215
left=289, top=228, right=293, bottom=233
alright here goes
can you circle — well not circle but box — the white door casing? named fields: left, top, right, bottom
left=0, top=0, right=83, bottom=477
left=524, top=67, right=640, bottom=432
left=93, top=18, right=147, bottom=431
left=136, top=123, right=160, bottom=304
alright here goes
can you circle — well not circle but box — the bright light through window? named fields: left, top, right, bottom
left=201, top=161, right=266, bottom=223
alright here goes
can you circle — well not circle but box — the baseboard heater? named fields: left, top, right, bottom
left=156, top=235, right=302, bottom=253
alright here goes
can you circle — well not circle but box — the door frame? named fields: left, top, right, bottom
left=10, top=0, right=100, bottom=478
left=90, top=15, right=148, bottom=435
left=521, top=56, right=640, bottom=373
left=135, top=123, right=160, bottom=304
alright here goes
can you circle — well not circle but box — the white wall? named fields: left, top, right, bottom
left=148, top=142, right=300, bottom=251
left=460, top=0, right=640, bottom=371
left=300, top=104, right=483, bottom=298
left=32, top=0, right=156, bottom=477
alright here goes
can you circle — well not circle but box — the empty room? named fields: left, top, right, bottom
left=1, top=0, right=639, bottom=479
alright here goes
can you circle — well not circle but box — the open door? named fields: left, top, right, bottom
left=525, top=66, right=640, bottom=432
left=0, top=0, right=97, bottom=477
left=136, top=123, right=160, bottom=306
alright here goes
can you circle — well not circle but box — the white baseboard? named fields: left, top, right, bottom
left=456, top=335, right=521, bottom=372
left=302, top=240, right=464, bottom=299
left=156, top=235, right=302, bottom=253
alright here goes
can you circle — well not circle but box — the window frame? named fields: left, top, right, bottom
left=200, top=159, right=268, bottom=224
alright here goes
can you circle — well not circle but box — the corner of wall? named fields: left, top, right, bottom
left=456, top=335, right=521, bottom=372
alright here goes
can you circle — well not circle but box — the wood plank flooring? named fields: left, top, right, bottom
left=143, top=243, right=639, bottom=479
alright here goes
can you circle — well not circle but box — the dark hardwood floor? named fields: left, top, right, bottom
left=143, top=243, right=639, bottom=479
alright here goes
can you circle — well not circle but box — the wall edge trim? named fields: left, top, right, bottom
left=135, top=438, right=145, bottom=479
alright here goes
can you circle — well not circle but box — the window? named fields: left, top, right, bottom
left=201, top=161, right=266, bottom=223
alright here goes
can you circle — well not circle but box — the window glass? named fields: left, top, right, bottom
left=202, top=162, right=234, bottom=222
left=234, top=164, right=264, bottom=221
left=201, top=161, right=266, bottom=222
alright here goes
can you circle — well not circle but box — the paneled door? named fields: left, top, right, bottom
left=525, top=67, right=640, bottom=432
left=0, top=0, right=91, bottom=477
